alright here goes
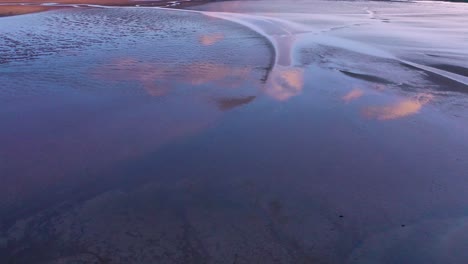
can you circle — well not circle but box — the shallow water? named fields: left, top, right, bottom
left=1, top=1, right=468, bottom=263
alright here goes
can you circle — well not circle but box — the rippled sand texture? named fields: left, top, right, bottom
left=0, top=0, right=207, bottom=16
left=1, top=1, right=468, bottom=263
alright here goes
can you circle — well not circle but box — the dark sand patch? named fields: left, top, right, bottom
left=215, top=96, right=256, bottom=111
left=401, top=62, right=468, bottom=94
left=431, top=64, right=468, bottom=78
left=339, top=70, right=393, bottom=84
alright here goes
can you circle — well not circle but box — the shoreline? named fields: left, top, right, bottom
left=0, top=0, right=211, bottom=17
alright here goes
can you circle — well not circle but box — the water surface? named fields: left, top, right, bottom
left=1, top=1, right=468, bottom=263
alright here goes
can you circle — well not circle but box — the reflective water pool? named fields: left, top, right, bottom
left=1, top=1, right=468, bottom=263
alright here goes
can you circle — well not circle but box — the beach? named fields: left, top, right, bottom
left=1, top=0, right=468, bottom=263
left=0, top=0, right=209, bottom=16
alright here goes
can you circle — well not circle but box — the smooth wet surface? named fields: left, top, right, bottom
left=1, top=1, right=468, bottom=263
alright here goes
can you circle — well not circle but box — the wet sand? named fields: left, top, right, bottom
left=0, top=0, right=209, bottom=16
left=0, top=5, right=63, bottom=16
left=1, top=0, right=468, bottom=263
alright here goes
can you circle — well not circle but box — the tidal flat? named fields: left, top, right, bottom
left=1, top=0, right=468, bottom=263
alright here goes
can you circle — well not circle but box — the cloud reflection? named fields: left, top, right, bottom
left=94, top=58, right=252, bottom=96
left=94, top=56, right=305, bottom=102
left=264, top=66, right=304, bottom=101
left=199, top=33, right=225, bottom=46
left=364, top=93, right=433, bottom=120
left=342, top=88, right=364, bottom=103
